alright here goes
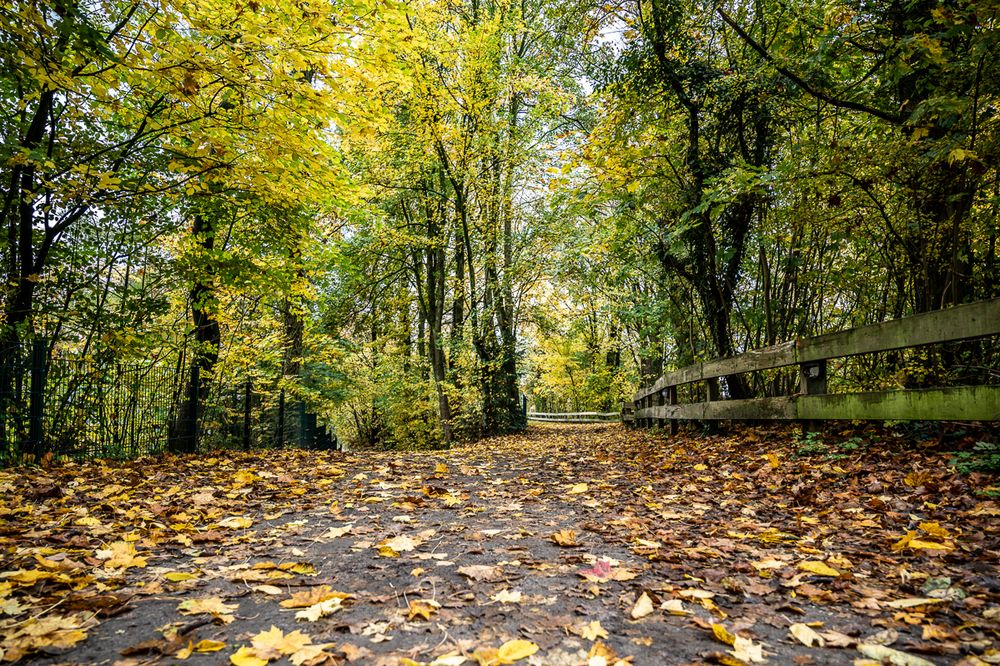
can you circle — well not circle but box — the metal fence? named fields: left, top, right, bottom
left=1, top=341, right=336, bottom=464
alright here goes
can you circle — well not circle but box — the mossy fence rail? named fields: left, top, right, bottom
left=527, top=411, right=620, bottom=423
left=626, top=298, right=1000, bottom=431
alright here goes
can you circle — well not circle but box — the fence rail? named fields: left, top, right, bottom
left=630, top=298, right=1000, bottom=430
left=528, top=411, right=620, bottom=423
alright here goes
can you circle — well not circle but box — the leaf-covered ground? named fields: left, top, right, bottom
left=1, top=423, right=998, bottom=666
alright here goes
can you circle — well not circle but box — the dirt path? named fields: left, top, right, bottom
left=2, top=424, right=997, bottom=665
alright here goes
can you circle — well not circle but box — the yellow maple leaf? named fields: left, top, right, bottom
left=251, top=626, right=311, bottom=659
left=95, top=541, right=147, bottom=569
left=407, top=598, right=439, bottom=621
left=178, top=597, right=238, bottom=623
left=573, top=620, right=608, bottom=640
left=550, top=529, right=579, bottom=547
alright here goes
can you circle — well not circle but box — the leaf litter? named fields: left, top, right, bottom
left=0, top=423, right=997, bottom=665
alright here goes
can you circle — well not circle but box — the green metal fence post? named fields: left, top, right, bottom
left=243, top=380, right=252, bottom=450
left=28, top=340, right=46, bottom=458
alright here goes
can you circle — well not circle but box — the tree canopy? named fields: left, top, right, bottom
left=2, top=0, right=998, bottom=450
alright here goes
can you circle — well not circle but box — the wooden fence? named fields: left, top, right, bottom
left=628, top=298, right=1000, bottom=431
left=528, top=411, right=620, bottom=423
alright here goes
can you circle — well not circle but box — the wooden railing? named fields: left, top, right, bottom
left=631, top=298, right=1000, bottom=431
left=528, top=411, right=620, bottom=423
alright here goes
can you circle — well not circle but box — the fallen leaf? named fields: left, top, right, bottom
left=230, top=646, right=268, bottom=666
left=630, top=592, right=655, bottom=620
left=551, top=529, right=579, bottom=547
left=797, top=560, right=840, bottom=577
left=497, top=639, right=538, bottom=663
left=857, top=643, right=935, bottom=666
left=789, top=623, right=824, bottom=647
left=572, top=620, right=609, bottom=641
left=218, top=516, right=254, bottom=529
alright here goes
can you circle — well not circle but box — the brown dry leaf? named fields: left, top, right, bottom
left=279, top=585, right=351, bottom=609
left=457, top=564, right=502, bottom=581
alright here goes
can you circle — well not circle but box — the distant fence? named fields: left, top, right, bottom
left=528, top=411, right=620, bottom=423
left=629, top=298, right=1000, bottom=432
left=0, top=341, right=337, bottom=463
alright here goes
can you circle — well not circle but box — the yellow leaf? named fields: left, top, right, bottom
left=435, top=463, right=449, bottom=474
left=497, top=639, right=538, bottom=663
left=550, top=529, right=579, bottom=547
left=917, top=522, right=951, bottom=539
left=572, top=620, right=608, bottom=640
left=218, top=516, right=253, bottom=529
left=178, top=597, right=238, bottom=623
left=407, top=599, right=439, bottom=621
left=230, top=646, right=268, bottom=666
left=165, top=572, right=199, bottom=582
left=568, top=483, right=588, bottom=494
left=712, top=623, right=736, bottom=646
left=797, top=560, right=841, bottom=577
left=693, top=464, right=708, bottom=471
left=194, top=639, right=226, bottom=652
left=95, top=541, right=147, bottom=569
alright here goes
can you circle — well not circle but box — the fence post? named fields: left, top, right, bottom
left=242, top=380, right=252, bottom=450
left=28, top=340, right=46, bottom=458
left=799, top=359, right=827, bottom=434
left=276, top=389, right=285, bottom=447
left=298, top=400, right=307, bottom=448
left=656, top=389, right=665, bottom=430
left=705, top=377, right=720, bottom=434
left=181, top=363, right=200, bottom=453
left=668, top=385, right=678, bottom=435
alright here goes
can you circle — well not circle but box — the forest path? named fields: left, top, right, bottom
left=4, top=424, right=997, bottom=665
